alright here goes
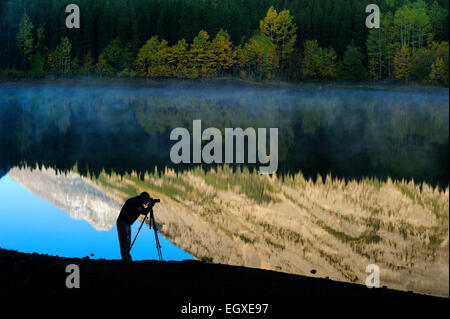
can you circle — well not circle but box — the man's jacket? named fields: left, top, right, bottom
left=118, top=196, right=149, bottom=226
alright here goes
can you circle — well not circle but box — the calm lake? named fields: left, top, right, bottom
left=0, top=80, right=448, bottom=295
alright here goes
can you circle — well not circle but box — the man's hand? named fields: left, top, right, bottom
left=137, top=205, right=150, bottom=215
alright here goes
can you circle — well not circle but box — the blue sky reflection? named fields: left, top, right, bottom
left=0, top=175, right=193, bottom=261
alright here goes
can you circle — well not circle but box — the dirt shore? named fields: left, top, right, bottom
left=2, top=248, right=446, bottom=299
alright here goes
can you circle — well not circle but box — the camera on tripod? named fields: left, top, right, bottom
left=132, top=195, right=163, bottom=261
left=143, top=197, right=160, bottom=209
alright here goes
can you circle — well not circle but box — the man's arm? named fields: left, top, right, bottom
left=138, top=205, right=151, bottom=215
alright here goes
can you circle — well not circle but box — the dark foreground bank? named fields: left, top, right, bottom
left=0, top=248, right=446, bottom=315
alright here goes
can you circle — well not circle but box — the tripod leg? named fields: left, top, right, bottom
left=130, top=215, right=147, bottom=251
left=151, top=214, right=163, bottom=261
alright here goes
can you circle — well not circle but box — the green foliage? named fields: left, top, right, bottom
left=135, top=36, right=170, bottom=77
left=394, top=0, right=432, bottom=49
left=211, top=29, right=236, bottom=75
left=411, top=47, right=435, bottom=81
left=16, top=13, right=34, bottom=68
left=2, top=0, right=449, bottom=84
left=394, top=44, right=412, bottom=80
left=430, top=57, right=446, bottom=84
left=30, top=52, right=45, bottom=78
left=367, top=1, right=441, bottom=80
left=341, top=43, right=367, bottom=81
left=430, top=41, right=449, bottom=86
left=301, top=40, right=337, bottom=80
left=190, top=30, right=214, bottom=76
left=237, top=33, right=278, bottom=79
left=259, top=6, right=297, bottom=74
left=410, top=41, right=449, bottom=85
left=81, top=50, right=95, bottom=77
left=47, top=36, right=72, bottom=75
left=97, top=38, right=132, bottom=77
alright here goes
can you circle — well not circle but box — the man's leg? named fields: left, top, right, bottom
left=125, top=223, right=132, bottom=261
left=116, top=219, right=132, bottom=262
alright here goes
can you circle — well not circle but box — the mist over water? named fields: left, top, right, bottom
left=0, top=80, right=448, bottom=186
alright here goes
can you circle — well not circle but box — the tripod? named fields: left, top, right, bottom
left=130, top=209, right=163, bottom=261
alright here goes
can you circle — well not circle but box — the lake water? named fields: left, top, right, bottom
left=0, top=174, right=193, bottom=261
left=0, top=80, right=448, bottom=280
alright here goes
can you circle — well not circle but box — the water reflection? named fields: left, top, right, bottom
left=0, top=169, right=193, bottom=261
left=0, top=81, right=448, bottom=186
left=0, top=81, right=448, bottom=297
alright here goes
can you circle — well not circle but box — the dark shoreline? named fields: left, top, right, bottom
left=1, top=248, right=446, bottom=300
left=0, top=77, right=448, bottom=93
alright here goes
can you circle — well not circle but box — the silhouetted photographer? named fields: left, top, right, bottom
left=116, top=192, right=160, bottom=262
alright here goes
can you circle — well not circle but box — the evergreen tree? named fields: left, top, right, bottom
left=48, top=36, right=72, bottom=75
left=211, top=29, right=236, bottom=75
left=301, top=40, right=337, bottom=80
left=16, top=13, right=34, bottom=69
left=394, top=44, right=412, bottom=80
left=97, top=38, right=132, bottom=76
left=429, top=57, right=445, bottom=84
left=411, top=47, right=434, bottom=82
left=190, top=30, right=214, bottom=76
left=342, top=43, right=367, bottom=81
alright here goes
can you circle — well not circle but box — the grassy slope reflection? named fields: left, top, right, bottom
left=87, top=166, right=449, bottom=298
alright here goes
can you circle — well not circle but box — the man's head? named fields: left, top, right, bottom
left=139, top=192, right=151, bottom=205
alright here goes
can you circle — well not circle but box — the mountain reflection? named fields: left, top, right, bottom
left=8, top=166, right=120, bottom=230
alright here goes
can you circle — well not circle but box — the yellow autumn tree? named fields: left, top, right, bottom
left=211, top=29, right=236, bottom=75
left=189, top=30, right=215, bottom=77
left=135, top=36, right=170, bottom=77
left=259, top=6, right=297, bottom=75
left=167, top=39, right=189, bottom=77
left=237, top=34, right=278, bottom=79
left=393, top=44, right=411, bottom=80
left=301, top=40, right=337, bottom=80
left=429, top=57, right=445, bottom=84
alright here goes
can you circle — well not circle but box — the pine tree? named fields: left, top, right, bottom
left=393, top=44, right=411, bottom=80
left=190, top=30, right=214, bottom=76
left=82, top=50, right=95, bottom=78
left=429, top=57, right=445, bottom=84
left=211, top=29, right=236, bottom=75
left=411, top=47, right=434, bottom=82
left=301, top=40, right=321, bottom=79
left=60, top=36, right=72, bottom=75
left=167, top=39, right=189, bottom=76
left=98, top=38, right=132, bottom=76
left=342, top=43, right=367, bottom=81
left=47, top=36, right=72, bottom=75
left=16, top=13, right=34, bottom=69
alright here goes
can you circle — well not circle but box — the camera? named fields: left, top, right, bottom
left=143, top=197, right=160, bottom=209
left=149, top=198, right=160, bottom=205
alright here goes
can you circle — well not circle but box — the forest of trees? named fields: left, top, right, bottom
left=1, top=0, right=448, bottom=85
